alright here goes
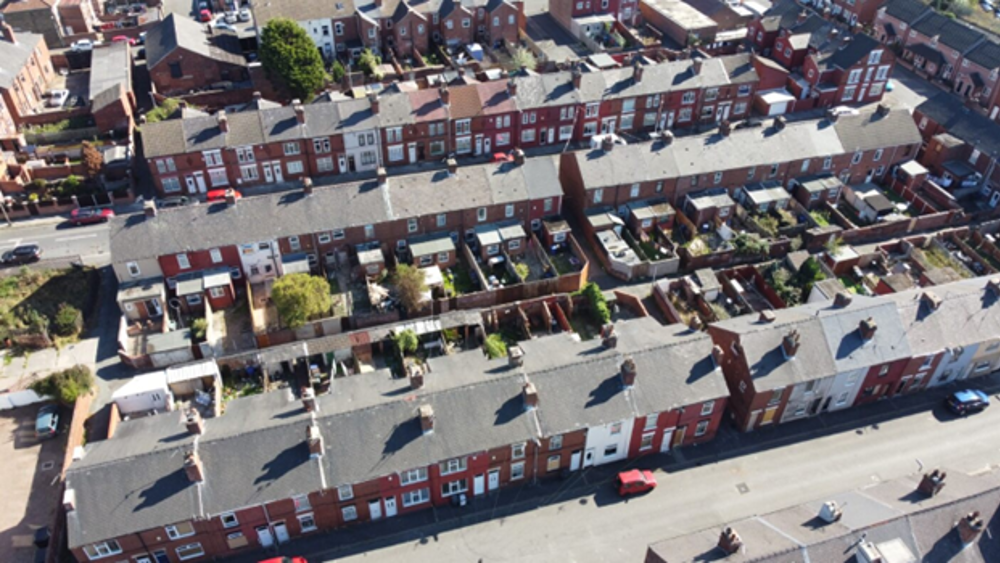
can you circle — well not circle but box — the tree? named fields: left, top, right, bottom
left=578, top=282, right=610, bottom=324
left=259, top=18, right=328, bottom=100
left=191, top=317, right=208, bottom=341
left=393, top=264, right=427, bottom=313
left=484, top=334, right=507, bottom=359
left=271, top=273, right=332, bottom=329
left=30, top=365, right=94, bottom=404
left=733, top=233, right=769, bottom=257
left=81, top=141, right=103, bottom=179
left=510, top=47, right=536, bottom=72
left=357, top=49, right=383, bottom=78
left=53, top=304, right=82, bottom=337
left=393, top=329, right=418, bottom=355
left=330, top=59, right=346, bottom=83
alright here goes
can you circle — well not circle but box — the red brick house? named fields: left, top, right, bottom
left=387, top=0, right=429, bottom=59
left=512, top=69, right=582, bottom=149
left=476, top=79, right=517, bottom=154
left=484, top=0, right=522, bottom=47
left=0, top=22, right=53, bottom=126
left=953, top=41, right=1000, bottom=110
left=437, top=0, right=475, bottom=47
left=90, top=42, right=135, bottom=135
left=146, top=14, right=249, bottom=97
left=899, top=11, right=984, bottom=84
left=796, top=33, right=893, bottom=108
left=873, top=0, right=930, bottom=45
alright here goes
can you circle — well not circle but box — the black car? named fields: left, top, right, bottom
left=3, top=244, right=42, bottom=265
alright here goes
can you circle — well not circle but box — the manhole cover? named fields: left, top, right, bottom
left=736, top=482, right=750, bottom=494
left=40, top=461, right=55, bottom=471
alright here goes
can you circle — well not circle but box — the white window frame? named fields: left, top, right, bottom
left=700, top=401, right=714, bottom=416
left=694, top=420, right=710, bottom=436
left=127, top=261, right=141, bottom=278
left=477, top=208, right=487, bottom=222
left=83, top=540, right=123, bottom=559
left=440, top=457, right=467, bottom=475
left=512, top=442, right=526, bottom=459
left=402, top=487, right=430, bottom=507
left=549, top=434, right=563, bottom=450
left=510, top=461, right=525, bottom=480
left=338, top=484, right=354, bottom=501
left=341, top=505, right=358, bottom=521
left=220, top=512, right=238, bottom=528
left=505, top=204, right=515, bottom=218
left=176, top=253, right=190, bottom=270
left=400, top=467, right=429, bottom=485
left=441, top=478, right=468, bottom=497
left=298, top=512, right=317, bottom=532
left=175, top=543, right=205, bottom=561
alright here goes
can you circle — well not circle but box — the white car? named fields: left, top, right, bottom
left=238, top=8, right=251, bottom=21
left=47, top=89, right=69, bottom=107
left=213, top=17, right=236, bottom=31
left=224, top=11, right=237, bottom=23
left=70, top=39, right=94, bottom=52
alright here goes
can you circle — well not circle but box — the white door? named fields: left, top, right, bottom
left=660, top=428, right=674, bottom=453
left=149, top=298, right=163, bottom=316
left=717, top=104, right=730, bottom=122
left=583, top=448, right=595, bottom=468
left=256, top=526, right=274, bottom=548
left=746, top=410, right=760, bottom=431
left=473, top=474, right=485, bottom=496
left=991, top=106, right=999, bottom=120
left=338, top=155, right=348, bottom=173
left=272, top=162, right=284, bottom=183
left=185, top=175, right=197, bottom=194
left=666, top=111, right=674, bottom=129
left=384, top=496, right=397, bottom=517
left=194, top=173, right=207, bottom=193
left=475, top=135, right=483, bottom=155
left=484, top=136, right=492, bottom=154
left=408, top=143, right=417, bottom=163
left=273, top=522, right=290, bottom=544
left=262, top=163, right=274, bottom=183
left=547, top=127, right=555, bottom=144
left=569, top=450, right=582, bottom=471
left=487, top=468, right=500, bottom=491
left=369, top=499, right=382, bottom=520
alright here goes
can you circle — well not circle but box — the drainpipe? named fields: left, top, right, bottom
left=531, top=438, right=540, bottom=485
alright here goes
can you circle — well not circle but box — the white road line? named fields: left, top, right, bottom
left=55, top=234, right=98, bottom=242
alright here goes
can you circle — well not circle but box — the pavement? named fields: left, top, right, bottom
left=218, top=372, right=1000, bottom=563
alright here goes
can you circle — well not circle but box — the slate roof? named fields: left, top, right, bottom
left=916, top=91, right=1000, bottom=157
left=832, top=105, right=922, bottom=152
left=965, top=40, right=1000, bottom=71
left=0, top=31, right=43, bottom=89
left=881, top=0, right=930, bottom=24
left=808, top=297, right=910, bottom=372
left=912, top=12, right=984, bottom=53
left=820, top=33, right=881, bottom=70
left=885, top=277, right=1000, bottom=356
left=146, top=13, right=245, bottom=70
left=477, top=79, right=515, bottom=116
left=110, top=156, right=559, bottom=262
left=907, top=42, right=945, bottom=67
left=252, top=0, right=356, bottom=24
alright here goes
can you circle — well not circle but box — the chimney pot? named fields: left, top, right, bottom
left=688, top=315, right=703, bottom=331
left=986, top=277, right=1000, bottom=299
left=826, top=108, right=840, bottom=123
left=620, top=356, right=637, bottom=387
left=601, top=323, right=618, bottom=348
left=718, top=527, right=742, bottom=554
left=419, top=404, right=435, bottom=434
left=302, top=387, right=317, bottom=413
left=782, top=329, right=801, bottom=359
left=217, top=109, right=229, bottom=133
left=719, top=119, right=732, bottom=137
left=63, top=488, right=76, bottom=512
left=759, top=310, right=776, bottom=323
left=633, top=61, right=644, bottom=83
left=224, top=188, right=237, bottom=206
left=711, top=344, right=724, bottom=366
left=818, top=500, right=843, bottom=523
left=773, top=116, right=786, bottom=131
left=377, top=166, right=388, bottom=185
left=601, top=135, right=615, bottom=152
left=307, top=424, right=324, bottom=458
left=143, top=200, right=157, bottom=218
left=921, top=291, right=942, bottom=311
left=408, top=363, right=424, bottom=389
left=834, top=292, right=853, bottom=308
left=507, top=77, right=517, bottom=97
left=368, top=91, right=380, bottom=114
left=302, top=176, right=314, bottom=195
left=446, top=158, right=458, bottom=175
left=859, top=317, right=877, bottom=340
left=184, top=450, right=205, bottom=483
left=185, top=409, right=203, bottom=435
left=572, top=66, right=582, bottom=90
left=958, top=511, right=985, bottom=545
left=440, top=84, right=450, bottom=106
left=522, top=381, right=538, bottom=409
left=662, top=130, right=675, bottom=146
left=692, top=58, right=703, bottom=75
left=876, top=103, right=890, bottom=117
left=508, top=345, right=525, bottom=367
left=513, top=147, right=525, bottom=165
left=293, top=100, right=305, bottom=125
left=918, top=469, right=947, bottom=496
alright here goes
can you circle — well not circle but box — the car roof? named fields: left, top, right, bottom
left=14, top=245, right=38, bottom=252
left=619, top=469, right=644, bottom=483
left=954, top=389, right=989, bottom=402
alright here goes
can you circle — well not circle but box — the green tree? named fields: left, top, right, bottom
left=259, top=18, right=328, bottom=100
left=484, top=333, right=507, bottom=359
left=578, top=282, right=610, bottom=324
left=794, top=257, right=827, bottom=296
left=191, top=317, right=208, bottom=341
left=330, top=59, right=346, bottom=83
left=510, top=47, right=536, bottom=72
left=271, top=273, right=332, bottom=329
left=30, top=365, right=94, bottom=404
left=733, top=233, right=769, bottom=257
left=393, top=264, right=428, bottom=313
left=357, top=49, right=383, bottom=78
left=53, top=304, right=82, bottom=337
left=393, top=329, right=419, bottom=355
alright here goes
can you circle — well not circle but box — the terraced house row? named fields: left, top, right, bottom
left=67, top=275, right=1000, bottom=563
left=140, top=53, right=765, bottom=197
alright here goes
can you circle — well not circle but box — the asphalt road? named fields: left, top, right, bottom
left=0, top=219, right=111, bottom=267
left=309, top=378, right=1000, bottom=563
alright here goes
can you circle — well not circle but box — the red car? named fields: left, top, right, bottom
left=199, top=9, right=212, bottom=22
left=258, top=558, right=307, bottom=563
left=616, top=469, right=657, bottom=497
left=111, top=35, right=136, bottom=45
left=206, top=189, right=242, bottom=202
left=69, top=207, right=115, bottom=226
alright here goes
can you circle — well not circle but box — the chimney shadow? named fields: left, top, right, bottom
left=686, top=356, right=716, bottom=384
left=135, top=468, right=188, bottom=511
left=749, top=346, right=784, bottom=380
left=690, top=546, right=728, bottom=562
left=897, top=489, right=928, bottom=504
left=585, top=375, right=621, bottom=408
left=158, top=432, right=190, bottom=443
left=382, top=385, right=415, bottom=397
left=254, top=443, right=310, bottom=485
left=835, top=333, right=865, bottom=360
left=493, top=394, right=523, bottom=426
left=381, top=420, right=421, bottom=456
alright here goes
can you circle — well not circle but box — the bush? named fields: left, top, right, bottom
left=30, top=364, right=94, bottom=404
left=357, top=48, right=383, bottom=78
left=514, top=262, right=530, bottom=280
left=53, top=304, right=82, bottom=337
left=733, top=233, right=769, bottom=257
left=578, top=282, right=610, bottom=324
left=191, top=317, right=208, bottom=341
left=393, top=329, right=419, bottom=355
left=330, top=59, right=346, bottom=82
left=271, top=273, right=333, bottom=329
left=393, top=264, right=428, bottom=313
left=145, top=98, right=182, bottom=124
left=484, top=333, right=507, bottom=359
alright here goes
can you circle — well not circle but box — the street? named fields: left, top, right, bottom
left=0, top=219, right=111, bottom=267
left=224, top=376, right=1000, bottom=563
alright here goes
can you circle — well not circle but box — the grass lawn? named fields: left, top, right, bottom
left=443, top=264, right=477, bottom=296
left=0, top=267, right=96, bottom=340
left=916, top=246, right=974, bottom=278
left=839, top=276, right=865, bottom=295
left=550, top=251, right=578, bottom=275
left=810, top=211, right=830, bottom=227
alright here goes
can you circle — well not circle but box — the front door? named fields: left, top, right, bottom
left=408, top=143, right=417, bottom=163
left=660, top=428, right=674, bottom=453
left=761, top=406, right=778, bottom=425
left=569, top=450, right=582, bottom=471
left=194, top=172, right=207, bottom=193
left=547, top=127, right=555, bottom=144
left=671, top=426, right=686, bottom=448
left=185, top=175, right=197, bottom=194
left=273, top=522, right=290, bottom=544
left=487, top=468, right=500, bottom=491
left=263, top=163, right=274, bottom=183
left=475, top=135, right=483, bottom=155
left=473, top=474, right=485, bottom=496
left=583, top=448, right=595, bottom=468
left=152, top=551, right=169, bottom=563
left=384, top=496, right=398, bottom=517
left=369, top=499, right=382, bottom=520
left=272, top=162, right=284, bottom=183
left=895, top=376, right=911, bottom=396
left=256, top=526, right=274, bottom=548
left=666, top=111, right=674, bottom=129
left=716, top=104, right=730, bottom=122
left=148, top=298, right=163, bottom=316
left=991, top=106, right=999, bottom=120
left=338, top=154, right=348, bottom=173
left=484, top=136, right=492, bottom=154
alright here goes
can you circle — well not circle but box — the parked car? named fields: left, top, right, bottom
left=35, top=405, right=59, bottom=439
left=238, top=7, right=252, bottom=21
left=946, top=389, right=990, bottom=415
left=69, top=207, right=115, bottom=226
left=70, top=39, right=94, bottom=52
left=214, top=17, right=236, bottom=31
left=224, top=11, right=237, bottom=23
left=46, top=89, right=69, bottom=107
left=157, top=195, right=195, bottom=208
left=111, top=35, right=136, bottom=45
left=3, top=244, right=42, bottom=265
left=615, top=469, right=657, bottom=497
left=199, top=8, right=212, bottom=22
left=207, top=189, right=242, bottom=202
left=258, top=558, right=308, bottom=563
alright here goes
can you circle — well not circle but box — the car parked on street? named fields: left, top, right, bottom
left=238, top=7, right=252, bottom=21
left=946, top=389, right=990, bottom=415
left=258, top=557, right=308, bottom=563
left=46, top=89, right=69, bottom=107
left=199, top=9, right=212, bottom=22
left=69, top=207, right=115, bottom=226
left=111, top=35, right=136, bottom=45
left=35, top=405, right=60, bottom=440
left=3, top=244, right=42, bottom=265
left=616, top=469, right=657, bottom=497
left=207, top=189, right=242, bottom=202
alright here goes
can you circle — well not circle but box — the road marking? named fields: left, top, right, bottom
left=55, top=234, right=98, bottom=242
left=0, top=238, right=22, bottom=248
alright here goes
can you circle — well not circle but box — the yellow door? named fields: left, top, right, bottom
left=761, top=406, right=778, bottom=424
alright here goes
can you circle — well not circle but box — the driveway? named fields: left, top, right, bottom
left=0, top=405, right=67, bottom=563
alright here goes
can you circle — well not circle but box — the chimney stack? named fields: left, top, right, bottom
left=143, top=200, right=158, bottom=218
left=185, top=409, right=204, bottom=435
left=758, top=309, right=776, bottom=323
left=620, top=356, right=637, bottom=387
left=601, top=135, right=615, bottom=152
left=368, top=91, right=380, bottom=114
left=859, top=317, right=877, bottom=341
left=662, top=130, right=674, bottom=146
left=601, top=323, right=618, bottom=348
left=224, top=188, right=237, bottom=206
left=718, top=527, right=742, bottom=555
left=419, top=404, right=435, bottom=434
left=797, top=10, right=808, bottom=24
left=818, top=500, right=843, bottom=523
left=719, top=119, right=732, bottom=137
left=302, top=176, right=314, bottom=195
left=921, top=291, right=942, bottom=311
left=440, top=84, right=450, bottom=106
left=782, top=329, right=801, bottom=359
left=958, top=511, right=985, bottom=545
left=692, top=58, right=703, bottom=75
left=63, top=489, right=76, bottom=512
left=826, top=108, right=840, bottom=123
left=252, top=91, right=262, bottom=101
left=307, top=424, right=324, bottom=458
left=408, top=363, right=424, bottom=389
left=876, top=103, right=890, bottom=117
left=0, top=18, right=16, bottom=44
left=571, top=65, right=582, bottom=90
left=508, top=345, right=525, bottom=367
left=377, top=166, right=388, bottom=185
left=688, top=315, right=703, bottom=331
left=217, top=109, right=229, bottom=133
left=773, top=116, right=786, bottom=131
left=834, top=292, right=853, bottom=308
left=632, top=60, right=644, bottom=83
left=987, top=277, right=1000, bottom=299
left=513, top=147, right=525, bottom=165
left=522, top=381, right=538, bottom=409
left=711, top=344, right=724, bottom=366
left=446, top=158, right=458, bottom=176
left=507, top=77, right=517, bottom=98
left=293, top=99, right=305, bottom=125
left=184, top=450, right=205, bottom=483
left=302, top=387, right=317, bottom=413
left=918, top=469, right=947, bottom=496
